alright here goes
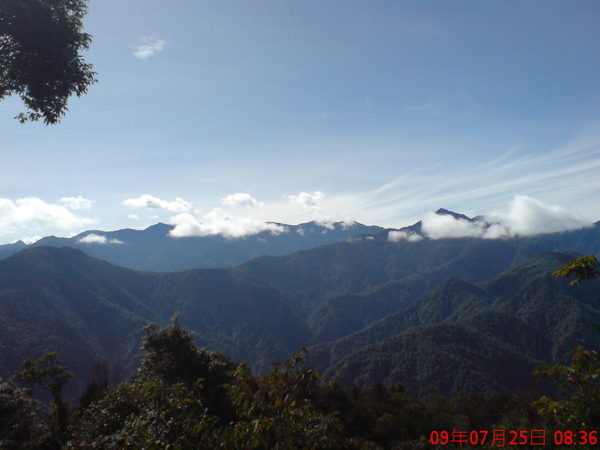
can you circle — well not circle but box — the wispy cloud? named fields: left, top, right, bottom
left=358, top=123, right=600, bottom=229
left=60, top=196, right=94, bottom=211
left=388, top=230, right=423, bottom=242
left=133, top=36, right=168, bottom=60
left=221, top=193, right=264, bottom=208
left=22, top=235, right=42, bottom=245
left=123, top=195, right=191, bottom=213
left=287, top=191, right=334, bottom=229
left=169, top=209, right=286, bottom=239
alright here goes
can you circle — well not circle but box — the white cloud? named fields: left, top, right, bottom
left=169, top=209, right=287, bottom=239
left=419, top=195, right=591, bottom=240
left=22, top=235, right=42, bottom=245
left=60, top=196, right=94, bottom=211
left=388, top=230, right=423, bottom=242
left=421, top=213, right=487, bottom=239
left=288, top=191, right=334, bottom=229
left=487, top=195, right=591, bottom=236
left=0, top=197, right=95, bottom=233
left=348, top=122, right=600, bottom=230
left=133, top=36, right=168, bottom=60
left=123, top=195, right=191, bottom=213
left=221, top=193, right=264, bottom=208
left=77, top=234, right=123, bottom=245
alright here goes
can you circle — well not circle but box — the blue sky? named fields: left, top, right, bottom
left=1, top=0, right=599, bottom=243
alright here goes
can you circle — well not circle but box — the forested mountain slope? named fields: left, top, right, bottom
left=0, top=223, right=599, bottom=400
left=0, top=247, right=308, bottom=397
left=310, top=253, right=600, bottom=398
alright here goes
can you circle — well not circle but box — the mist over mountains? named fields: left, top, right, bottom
left=0, top=207, right=598, bottom=401
left=0, top=198, right=595, bottom=272
left=0, top=221, right=386, bottom=272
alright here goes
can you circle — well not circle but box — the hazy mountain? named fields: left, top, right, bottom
left=1, top=210, right=597, bottom=272
left=0, top=221, right=386, bottom=271
left=385, top=209, right=600, bottom=256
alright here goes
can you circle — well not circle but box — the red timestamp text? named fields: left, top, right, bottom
left=553, top=430, right=597, bottom=446
left=430, top=429, right=598, bottom=446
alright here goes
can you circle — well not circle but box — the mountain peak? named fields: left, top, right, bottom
left=434, top=208, right=472, bottom=221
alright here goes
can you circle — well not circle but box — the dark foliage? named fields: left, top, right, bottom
left=138, top=315, right=237, bottom=422
left=0, top=0, right=97, bottom=124
left=5, top=315, right=596, bottom=449
left=553, top=254, right=600, bottom=286
left=0, top=378, right=51, bottom=449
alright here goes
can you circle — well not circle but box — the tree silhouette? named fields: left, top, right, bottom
left=0, top=0, right=97, bottom=124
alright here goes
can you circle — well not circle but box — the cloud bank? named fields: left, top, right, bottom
left=486, top=195, right=591, bottom=236
left=0, top=197, right=95, bottom=237
left=169, top=208, right=286, bottom=239
left=123, top=195, right=191, bottom=213
left=133, top=37, right=168, bottom=59
left=412, top=195, right=592, bottom=240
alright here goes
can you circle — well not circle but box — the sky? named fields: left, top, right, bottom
left=1, top=0, right=599, bottom=244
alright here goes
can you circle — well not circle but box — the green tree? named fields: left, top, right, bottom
left=0, top=378, right=50, bottom=449
left=69, top=318, right=232, bottom=448
left=0, top=0, right=97, bottom=124
left=78, top=361, right=109, bottom=411
left=68, top=377, right=220, bottom=449
left=535, top=347, right=600, bottom=431
left=139, top=315, right=236, bottom=421
left=225, top=349, right=367, bottom=449
left=552, top=254, right=600, bottom=286
left=11, top=352, right=74, bottom=440
left=534, top=256, right=600, bottom=432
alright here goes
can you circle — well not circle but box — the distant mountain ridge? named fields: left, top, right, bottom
left=1, top=207, right=598, bottom=272
left=0, top=221, right=599, bottom=400
left=0, top=221, right=386, bottom=271
left=1, top=210, right=599, bottom=401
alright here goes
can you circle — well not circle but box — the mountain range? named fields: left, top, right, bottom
left=0, top=210, right=599, bottom=401
left=0, top=221, right=385, bottom=271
